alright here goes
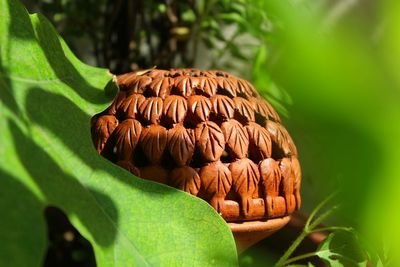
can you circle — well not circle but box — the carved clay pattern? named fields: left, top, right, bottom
left=195, top=121, right=225, bottom=162
left=187, top=95, right=212, bottom=123
left=139, top=97, right=163, bottom=124
left=149, top=77, right=173, bottom=99
left=221, top=119, right=249, bottom=159
left=106, top=91, right=126, bottom=115
left=216, top=76, right=237, bottom=97
left=236, top=78, right=257, bottom=98
left=211, top=94, right=235, bottom=120
left=139, top=165, right=169, bottom=184
left=167, top=125, right=195, bottom=166
left=140, top=124, right=167, bottom=164
left=279, top=158, right=296, bottom=214
left=266, top=120, right=298, bottom=157
left=246, top=122, right=272, bottom=162
left=169, top=166, right=200, bottom=195
left=233, top=97, right=255, bottom=122
left=259, top=158, right=286, bottom=218
left=197, top=77, right=217, bottom=97
left=112, top=119, right=142, bottom=161
left=199, top=161, right=232, bottom=213
left=163, top=95, right=187, bottom=125
left=91, top=68, right=301, bottom=222
left=118, top=94, right=145, bottom=119
left=130, top=75, right=152, bottom=94
left=91, top=115, right=118, bottom=153
left=229, top=158, right=260, bottom=217
left=291, top=157, right=302, bottom=209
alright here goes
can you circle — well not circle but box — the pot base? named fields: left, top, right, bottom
left=228, top=216, right=291, bottom=253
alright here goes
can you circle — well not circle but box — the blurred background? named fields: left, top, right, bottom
left=22, top=0, right=400, bottom=266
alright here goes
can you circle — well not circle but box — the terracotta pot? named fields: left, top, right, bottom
left=91, top=68, right=301, bottom=251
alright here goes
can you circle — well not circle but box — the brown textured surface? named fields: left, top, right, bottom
left=91, top=68, right=301, bottom=222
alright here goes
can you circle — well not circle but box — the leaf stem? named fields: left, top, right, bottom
left=309, top=226, right=353, bottom=233
left=305, top=191, right=338, bottom=230
left=282, top=252, right=320, bottom=266
left=274, top=229, right=309, bottom=267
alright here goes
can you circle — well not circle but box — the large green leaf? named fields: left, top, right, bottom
left=0, top=0, right=238, bottom=266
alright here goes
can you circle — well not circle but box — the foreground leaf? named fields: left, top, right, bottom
left=0, top=0, right=238, bottom=266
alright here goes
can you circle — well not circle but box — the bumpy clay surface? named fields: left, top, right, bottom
left=91, top=68, right=301, bottom=222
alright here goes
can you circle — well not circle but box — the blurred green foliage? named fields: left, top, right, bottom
left=248, top=0, right=400, bottom=266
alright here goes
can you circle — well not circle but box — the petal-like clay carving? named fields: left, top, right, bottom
left=250, top=97, right=281, bottom=122
left=246, top=122, right=272, bottom=161
left=291, top=157, right=302, bottom=209
left=91, top=115, right=118, bottom=153
left=130, top=75, right=152, bottom=94
left=195, top=121, right=225, bottom=162
left=236, top=78, right=257, bottom=98
left=118, top=94, right=145, bottom=119
left=187, top=95, right=212, bottom=123
left=216, top=76, right=237, bottom=97
left=211, top=95, right=235, bottom=120
left=172, top=76, right=193, bottom=97
left=229, top=158, right=260, bottom=217
left=266, top=120, right=297, bottom=157
left=196, top=77, right=217, bottom=97
left=221, top=119, right=249, bottom=159
left=167, top=125, right=195, bottom=166
left=169, top=166, right=200, bottom=195
left=139, top=165, right=169, bottom=184
left=199, top=161, right=232, bottom=213
left=117, top=72, right=137, bottom=91
left=138, top=97, right=163, bottom=124
left=140, top=124, right=167, bottom=164
left=112, top=119, right=142, bottom=161
left=149, top=77, right=173, bottom=99
left=106, top=90, right=126, bottom=115
left=163, top=95, right=187, bottom=125
left=259, top=158, right=281, bottom=197
left=233, top=97, right=255, bottom=122
left=279, top=158, right=296, bottom=213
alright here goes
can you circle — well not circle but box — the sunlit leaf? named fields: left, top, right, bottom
left=0, top=0, right=238, bottom=266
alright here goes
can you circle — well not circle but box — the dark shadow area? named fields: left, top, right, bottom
left=44, top=206, right=96, bottom=267
left=0, top=53, right=22, bottom=119
left=8, top=119, right=118, bottom=247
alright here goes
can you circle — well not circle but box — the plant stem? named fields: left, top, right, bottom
left=310, top=226, right=353, bottom=233
left=274, top=230, right=309, bottom=267
left=282, top=252, right=320, bottom=266
left=305, top=191, right=338, bottom=229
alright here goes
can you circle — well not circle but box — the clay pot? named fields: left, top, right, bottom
left=91, top=68, right=301, bottom=252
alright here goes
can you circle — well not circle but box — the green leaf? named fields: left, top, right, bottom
left=0, top=0, right=238, bottom=266
left=316, top=231, right=368, bottom=267
left=217, top=13, right=247, bottom=25
left=182, top=8, right=196, bottom=23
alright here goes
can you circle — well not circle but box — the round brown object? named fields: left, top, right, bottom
left=91, top=68, right=301, bottom=250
